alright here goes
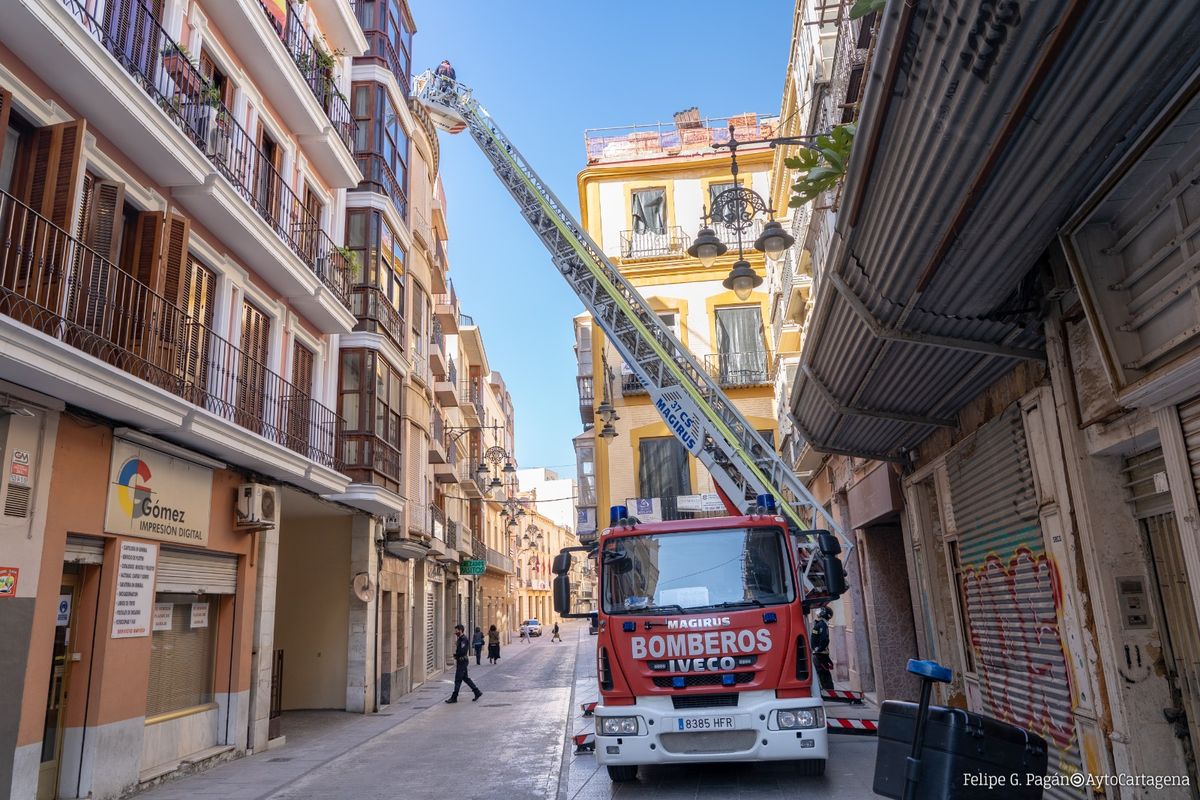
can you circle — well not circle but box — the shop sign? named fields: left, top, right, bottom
left=152, top=603, right=173, bottom=631
left=105, top=439, right=213, bottom=546
left=700, top=493, right=725, bottom=512
left=190, top=602, right=209, bottom=629
left=626, top=497, right=663, bottom=523
left=9, top=449, right=30, bottom=486
left=111, top=541, right=157, bottom=638
left=0, top=567, right=18, bottom=597
left=56, top=594, right=71, bottom=626
left=459, top=559, right=485, bottom=575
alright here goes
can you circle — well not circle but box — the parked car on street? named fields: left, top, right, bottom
left=521, top=619, right=543, bottom=637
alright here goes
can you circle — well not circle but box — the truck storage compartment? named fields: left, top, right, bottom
left=872, top=700, right=1048, bottom=799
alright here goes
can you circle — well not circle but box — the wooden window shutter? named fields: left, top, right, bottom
left=237, top=301, right=272, bottom=433
left=21, top=119, right=86, bottom=230
left=291, top=341, right=314, bottom=394
left=129, top=211, right=164, bottom=288
left=0, top=86, right=12, bottom=166
left=73, top=177, right=125, bottom=332
left=180, top=254, right=216, bottom=391
left=287, top=341, right=315, bottom=452
left=86, top=179, right=126, bottom=262
left=159, top=211, right=190, bottom=306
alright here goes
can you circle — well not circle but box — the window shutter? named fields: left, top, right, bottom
left=74, top=178, right=125, bottom=332
left=291, top=341, right=314, bottom=393
left=180, top=254, right=215, bottom=391
left=129, top=211, right=164, bottom=287
left=21, top=119, right=86, bottom=230
left=87, top=180, right=126, bottom=262
left=0, top=87, right=11, bottom=165
left=288, top=341, right=315, bottom=453
left=237, top=301, right=272, bottom=433
left=159, top=211, right=190, bottom=305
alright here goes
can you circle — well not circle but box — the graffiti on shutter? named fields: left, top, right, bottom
left=946, top=405, right=1084, bottom=797
left=425, top=588, right=436, bottom=675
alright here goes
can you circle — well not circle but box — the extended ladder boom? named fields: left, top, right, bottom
left=415, top=70, right=848, bottom=553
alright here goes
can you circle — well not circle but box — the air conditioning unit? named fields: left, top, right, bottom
left=236, top=483, right=277, bottom=529
left=383, top=512, right=403, bottom=534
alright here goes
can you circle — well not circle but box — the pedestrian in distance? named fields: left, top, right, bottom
left=487, top=624, right=501, bottom=664
left=446, top=624, right=482, bottom=704
left=472, top=626, right=484, bottom=666
left=520, top=625, right=529, bottom=644
left=811, top=606, right=835, bottom=693
left=551, top=622, right=562, bottom=642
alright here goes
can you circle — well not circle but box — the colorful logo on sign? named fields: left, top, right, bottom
left=116, top=458, right=153, bottom=519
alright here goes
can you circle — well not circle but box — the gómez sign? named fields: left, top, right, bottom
left=105, top=439, right=213, bottom=546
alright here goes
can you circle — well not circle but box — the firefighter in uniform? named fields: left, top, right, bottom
left=446, top=624, right=482, bottom=703
left=811, top=607, right=835, bottom=693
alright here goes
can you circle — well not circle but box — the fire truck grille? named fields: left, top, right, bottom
left=654, top=672, right=755, bottom=689
left=659, top=730, right=758, bottom=755
left=670, top=693, right=739, bottom=709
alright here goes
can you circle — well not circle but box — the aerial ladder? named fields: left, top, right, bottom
left=413, top=69, right=850, bottom=568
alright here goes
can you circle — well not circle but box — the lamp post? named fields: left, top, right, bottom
left=687, top=123, right=811, bottom=300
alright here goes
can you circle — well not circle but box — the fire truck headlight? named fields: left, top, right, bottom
left=599, top=716, right=640, bottom=736
left=776, top=708, right=824, bottom=729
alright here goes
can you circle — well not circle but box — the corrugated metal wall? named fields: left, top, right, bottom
left=946, top=406, right=1083, bottom=797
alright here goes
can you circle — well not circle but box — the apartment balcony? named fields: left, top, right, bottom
left=578, top=375, right=594, bottom=425
left=434, top=281, right=459, bottom=334
left=411, top=204, right=434, bottom=253
left=409, top=348, right=429, bottom=388
left=459, top=462, right=484, bottom=499
left=619, top=226, right=689, bottom=260
left=349, top=286, right=405, bottom=351
left=2, top=0, right=357, bottom=333
left=454, top=522, right=473, bottom=558
left=356, top=152, right=408, bottom=222
left=201, top=0, right=361, bottom=187
left=428, top=407, right=447, bottom=464
left=429, top=318, right=447, bottom=378
left=434, top=357, right=458, bottom=407
left=430, top=238, right=448, bottom=295
left=459, top=380, right=482, bottom=424
left=702, top=351, right=774, bottom=388
left=350, top=0, right=412, bottom=95
left=712, top=218, right=765, bottom=249
left=471, top=536, right=486, bottom=561
left=486, top=546, right=514, bottom=575
left=621, top=371, right=648, bottom=396
left=0, top=190, right=347, bottom=494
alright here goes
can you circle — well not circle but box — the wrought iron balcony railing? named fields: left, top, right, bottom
left=621, top=371, right=648, bottom=395
left=619, top=226, right=689, bottom=260
left=356, top=152, right=408, bottom=221
left=459, top=312, right=475, bottom=327
left=712, top=217, right=765, bottom=248
left=341, top=433, right=400, bottom=490
left=460, top=380, right=484, bottom=417
left=446, top=355, right=458, bottom=386
left=349, top=285, right=404, bottom=349
left=703, top=351, right=774, bottom=387
left=0, top=189, right=344, bottom=469
left=278, top=3, right=357, bottom=152
left=61, top=0, right=351, bottom=307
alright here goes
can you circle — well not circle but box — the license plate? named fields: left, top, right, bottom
left=670, top=714, right=749, bottom=732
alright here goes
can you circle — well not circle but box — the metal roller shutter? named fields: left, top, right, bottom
left=945, top=405, right=1084, bottom=798
left=425, top=586, right=436, bottom=675
left=64, top=534, right=105, bottom=565
left=1123, top=448, right=1173, bottom=519
left=1181, top=398, right=1200, bottom=498
left=156, top=548, right=238, bottom=594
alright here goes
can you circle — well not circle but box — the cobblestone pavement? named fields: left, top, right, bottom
left=565, top=629, right=881, bottom=799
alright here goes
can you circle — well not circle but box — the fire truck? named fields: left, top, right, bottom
left=415, top=68, right=850, bottom=782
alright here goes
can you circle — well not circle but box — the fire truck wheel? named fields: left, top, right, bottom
left=797, top=758, right=826, bottom=777
left=606, top=765, right=639, bottom=782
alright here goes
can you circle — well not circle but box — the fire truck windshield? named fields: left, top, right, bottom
left=602, top=527, right=793, bottom=614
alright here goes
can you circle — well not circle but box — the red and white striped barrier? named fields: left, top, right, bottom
left=580, top=701, right=597, bottom=717
left=822, top=689, right=865, bottom=705
left=573, top=732, right=596, bottom=753
left=827, top=717, right=878, bottom=736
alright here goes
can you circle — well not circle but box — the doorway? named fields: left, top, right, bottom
left=37, top=568, right=80, bottom=800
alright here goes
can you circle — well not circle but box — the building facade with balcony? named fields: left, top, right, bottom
left=575, top=111, right=780, bottom=524
left=511, top=495, right=578, bottom=629
left=0, top=0, right=376, bottom=797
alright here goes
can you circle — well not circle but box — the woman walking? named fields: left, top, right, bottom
left=472, top=626, right=484, bottom=665
left=487, top=624, right=501, bottom=664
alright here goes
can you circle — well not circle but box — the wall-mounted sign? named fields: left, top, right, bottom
left=56, top=594, right=71, bottom=626
left=152, top=603, right=173, bottom=631
left=0, top=567, right=18, bottom=597
left=9, top=449, right=30, bottom=486
left=459, top=559, right=485, bottom=576
left=112, top=541, right=157, bottom=638
left=627, top=498, right=663, bottom=523
left=105, top=439, right=213, bottom=546
left=190, top=603, right=209, bottom=629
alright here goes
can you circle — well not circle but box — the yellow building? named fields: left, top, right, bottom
left=576, top=110, right=781, bottom=520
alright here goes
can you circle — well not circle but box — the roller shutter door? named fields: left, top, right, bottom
left=156, top=548, right=238, bottom=594
left=64, top=534, right=105, bottom=565
left=425, top=586, right=436, bottom=675
left=945, top=405, right=1083, bottom=798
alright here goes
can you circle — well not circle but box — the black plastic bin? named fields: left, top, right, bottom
left=873, top=700, right=1048, bottom=799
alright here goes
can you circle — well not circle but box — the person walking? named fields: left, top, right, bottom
left=519, top=624, right=529, bottom=644
left=487, top=624, right=500, bottom=664
left=446, top=624, right=482, bottom=704
left=472, top=626, right=484, bottom=666
left=551, top=622, right=562, bottom=643
left=811, top=607, right=835, bottom=693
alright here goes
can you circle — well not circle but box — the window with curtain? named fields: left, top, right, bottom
left=638, top=436, right=691, bottom=520
left=715, top=306, right=767, bottom=385
left=631, top=188, right=666, bottom=234
left=146, top=594, right=216, bottom=717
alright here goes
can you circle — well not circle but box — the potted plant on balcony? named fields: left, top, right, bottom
left=337, top=246, right=362, bottom=283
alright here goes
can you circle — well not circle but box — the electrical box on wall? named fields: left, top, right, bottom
left=236, top=483, right=276, bottom=529
left=1117, top=576, right=1151, bottom=629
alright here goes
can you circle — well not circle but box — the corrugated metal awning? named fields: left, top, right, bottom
left=793, top=0, right=1200, bottom=459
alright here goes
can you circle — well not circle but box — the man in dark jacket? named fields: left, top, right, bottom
left=811, top=607, right=834, bottom=692
left=446, top=624, right=482, bottom=703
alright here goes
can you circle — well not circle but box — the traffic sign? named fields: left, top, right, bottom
left=459, top=559, right=485, bottom=575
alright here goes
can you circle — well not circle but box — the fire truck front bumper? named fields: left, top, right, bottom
left=594, top=691, right=828, bottom=766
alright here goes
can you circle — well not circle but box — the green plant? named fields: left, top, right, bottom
left=337, top=246, right=361, bottom=280
left=162, top=42, right=191, bottom=59
left=201, top=82, right=222, bottom=107
left=785, top=123, right=856, bottom=207
left=849, top=0, right=886, bottom=19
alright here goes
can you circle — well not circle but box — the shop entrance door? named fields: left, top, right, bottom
left=37, top=572, right=79, bottom=800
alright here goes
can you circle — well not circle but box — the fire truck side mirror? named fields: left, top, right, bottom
left=552, top=551, right=572, bottom=575
left=823, top=554, right=848, bottom=598
left=814, top=530, right=841, bottom=556
left=553, top=574, right=572, bottom=615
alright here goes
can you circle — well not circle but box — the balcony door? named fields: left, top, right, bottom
left=286, top=341, right=314, bottom=456
left=102, top=0, right=165, bottom=80
left=715, top=305, right=767, bottom=385
left=254, top=127, right=283, bottom=228
left=237, top=300, right=271, bottom=435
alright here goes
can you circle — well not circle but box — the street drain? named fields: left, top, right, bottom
left=268, top=757, right=292, bottom=762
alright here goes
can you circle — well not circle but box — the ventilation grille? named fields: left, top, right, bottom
left=655, top=673, right=754, bottom=689
left=670, top=692, right=739, bottom=709
left=4, top=484, right=30, bottom=517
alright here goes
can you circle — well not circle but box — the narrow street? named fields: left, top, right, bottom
left=131, top=623, right=878, bottom=800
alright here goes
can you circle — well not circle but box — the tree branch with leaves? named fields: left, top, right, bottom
left=785, top=123, right=856, bottom=207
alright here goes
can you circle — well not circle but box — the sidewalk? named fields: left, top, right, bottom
left=135, top=631, right=578, bottom=800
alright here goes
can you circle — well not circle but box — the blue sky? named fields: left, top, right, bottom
left=415, top=2, right=793, bottom=475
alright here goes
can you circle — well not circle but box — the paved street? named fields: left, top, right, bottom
left=133, top=622, right=878, bottom=800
